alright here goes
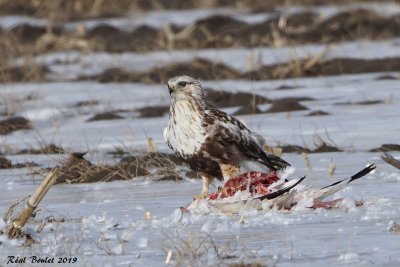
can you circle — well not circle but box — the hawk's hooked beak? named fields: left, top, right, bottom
left=167, top=83, right=173, bottom=95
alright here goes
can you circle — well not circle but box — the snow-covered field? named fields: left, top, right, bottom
left=1, top=2, right=400, bottom=266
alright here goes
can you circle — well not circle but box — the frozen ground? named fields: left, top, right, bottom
left=0, top=153, right=399, bottom=266
left=1, top=2, right=400, bottom=267
left=0, top=71, right=399, bottom=266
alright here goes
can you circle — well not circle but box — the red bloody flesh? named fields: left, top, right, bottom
left=209, top=171, right=280, bottom=200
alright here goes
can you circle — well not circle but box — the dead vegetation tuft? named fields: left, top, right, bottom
left=1, top=0, right=398, bottom=20
left=389, top=221, right=400, bottom=233
left=87, top=111, right=125, bottom=122
left=370, top=144, right=400, bottom=152
left=79, top=56, right=400, bottom=85
left=0, top=156, right=12, bottom=168
left=16, top=144, right=64, bottom=155
left=53, top=152, right=184, bottom=184
left=0, top=116, right=32, bottom=135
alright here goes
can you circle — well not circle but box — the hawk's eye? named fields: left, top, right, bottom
left=178, top=81, right=187, bottom=87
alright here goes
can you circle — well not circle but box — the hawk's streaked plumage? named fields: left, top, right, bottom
left=164, top=75, right=290, bottom=198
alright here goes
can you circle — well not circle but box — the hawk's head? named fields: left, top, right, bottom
left=167, top=75, right=204, bottom=100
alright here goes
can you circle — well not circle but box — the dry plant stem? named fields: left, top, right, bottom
left=302, top=152, right=312, bottom=170
left=382, top=153, right=400, bottom=169
left=5, top=168, right=60, bottom=238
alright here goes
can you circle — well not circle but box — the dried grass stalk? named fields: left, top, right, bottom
left=5, top=168, right=60, bottom=239
left=302, top=152, right=312, bottom=170
left=382, top=153, right=400, bottom=170
left=328, top=159, right=336, bottom=176
left=263, top=144, right=283, bottom=157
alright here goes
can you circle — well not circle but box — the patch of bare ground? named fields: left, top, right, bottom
left=0, top=156, right=38, bottom=169
left=247, top=58, right=400, bottom=80
left=233, top=105, right=263, bottom=116
left=370, top=144, right=400, bottom=152
left=0, top=156, right=12, bottom=168
left=280, top=142, right=342, bottom=154
left=81, top=57, right=400, bottom=84
left=264, top=100, right=309, bottom=113
left=0, top=116, right=31, bottom=135
left=335, top=100, right=384, bottom=105
left=2, top=8, right=400, bottom=54
left=135, top=90, right=272, bottom=118
left=312, top=142, right=343, bottom=153
left=54, top=152, right=184, bottom=184
left=206, top=89, right=270, bottom=108
left=281, top=145, right=311, bottom=154
left=81, top=58, right=240, bottom=83
left=307, top=110, right=330, bottom=116
left=135, top=105, right=169, bottom=118
left=86, top=111, right=124, bottom=122
left=16, top=144, right=64, bottom=154
left=167, top=9, right=400, bottom=50
left=0, top=65, right=48, bottom=83
left=375, top=74, right=399, bottom=80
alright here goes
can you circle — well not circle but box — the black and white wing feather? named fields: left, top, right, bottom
left=201, top=108, right=290, bottom=171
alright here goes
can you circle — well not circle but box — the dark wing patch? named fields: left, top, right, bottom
left=202, top=108, right=290, bottom=171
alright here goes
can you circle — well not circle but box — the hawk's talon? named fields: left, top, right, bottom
left=194, top=193, right=208, bottom=200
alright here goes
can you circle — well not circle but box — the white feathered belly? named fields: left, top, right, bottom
left=165, top=101, right=206, bottom=157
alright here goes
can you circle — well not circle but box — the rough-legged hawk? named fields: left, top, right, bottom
left=164, top=75, right=290, bottom=199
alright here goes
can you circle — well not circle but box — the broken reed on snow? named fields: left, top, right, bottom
left=5, top=168, right=60, bottom=239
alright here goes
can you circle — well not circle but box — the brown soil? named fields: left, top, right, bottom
left=87, top=25, right=160, bottom=52
left=2, top=9, right=400, bottom=54
left=0, top=66, right=48, bottom=83
left=82, top=58, right=240, bottom=83
left=335, top=100, right=384, bottom=105
left=312, top=142, right=343, bottom=153
left=81, top=56, right=400, bottom=84
left=247, top=58, right=400, bottom=80
left=0, top=156, right=12, bottom=168
left=87, top=112, right=124, bottom=122
left=281, top=145, right=311, bottom=154
left=233, top=105, right=263, bottom=116
left=0, top=117, right=31, bottom=135
left=135, top=106, right=169, bottom=118
left=375, top=74, right=399, bottom=80
left=265, top=100, right=309, bottom=113
left=275, top=85, right=299, bottom=90
left=307, top=110, right=330, bottom=116
left=369, top=144, right=400, bottom=152
left=279, top=143, right=342, bottom=153
left=206, top=89, right=270, bottom=108
left=16, top=144, right=64, bottom=154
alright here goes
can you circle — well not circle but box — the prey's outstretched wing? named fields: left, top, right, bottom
left=201, top=108, right=290, bottom=171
